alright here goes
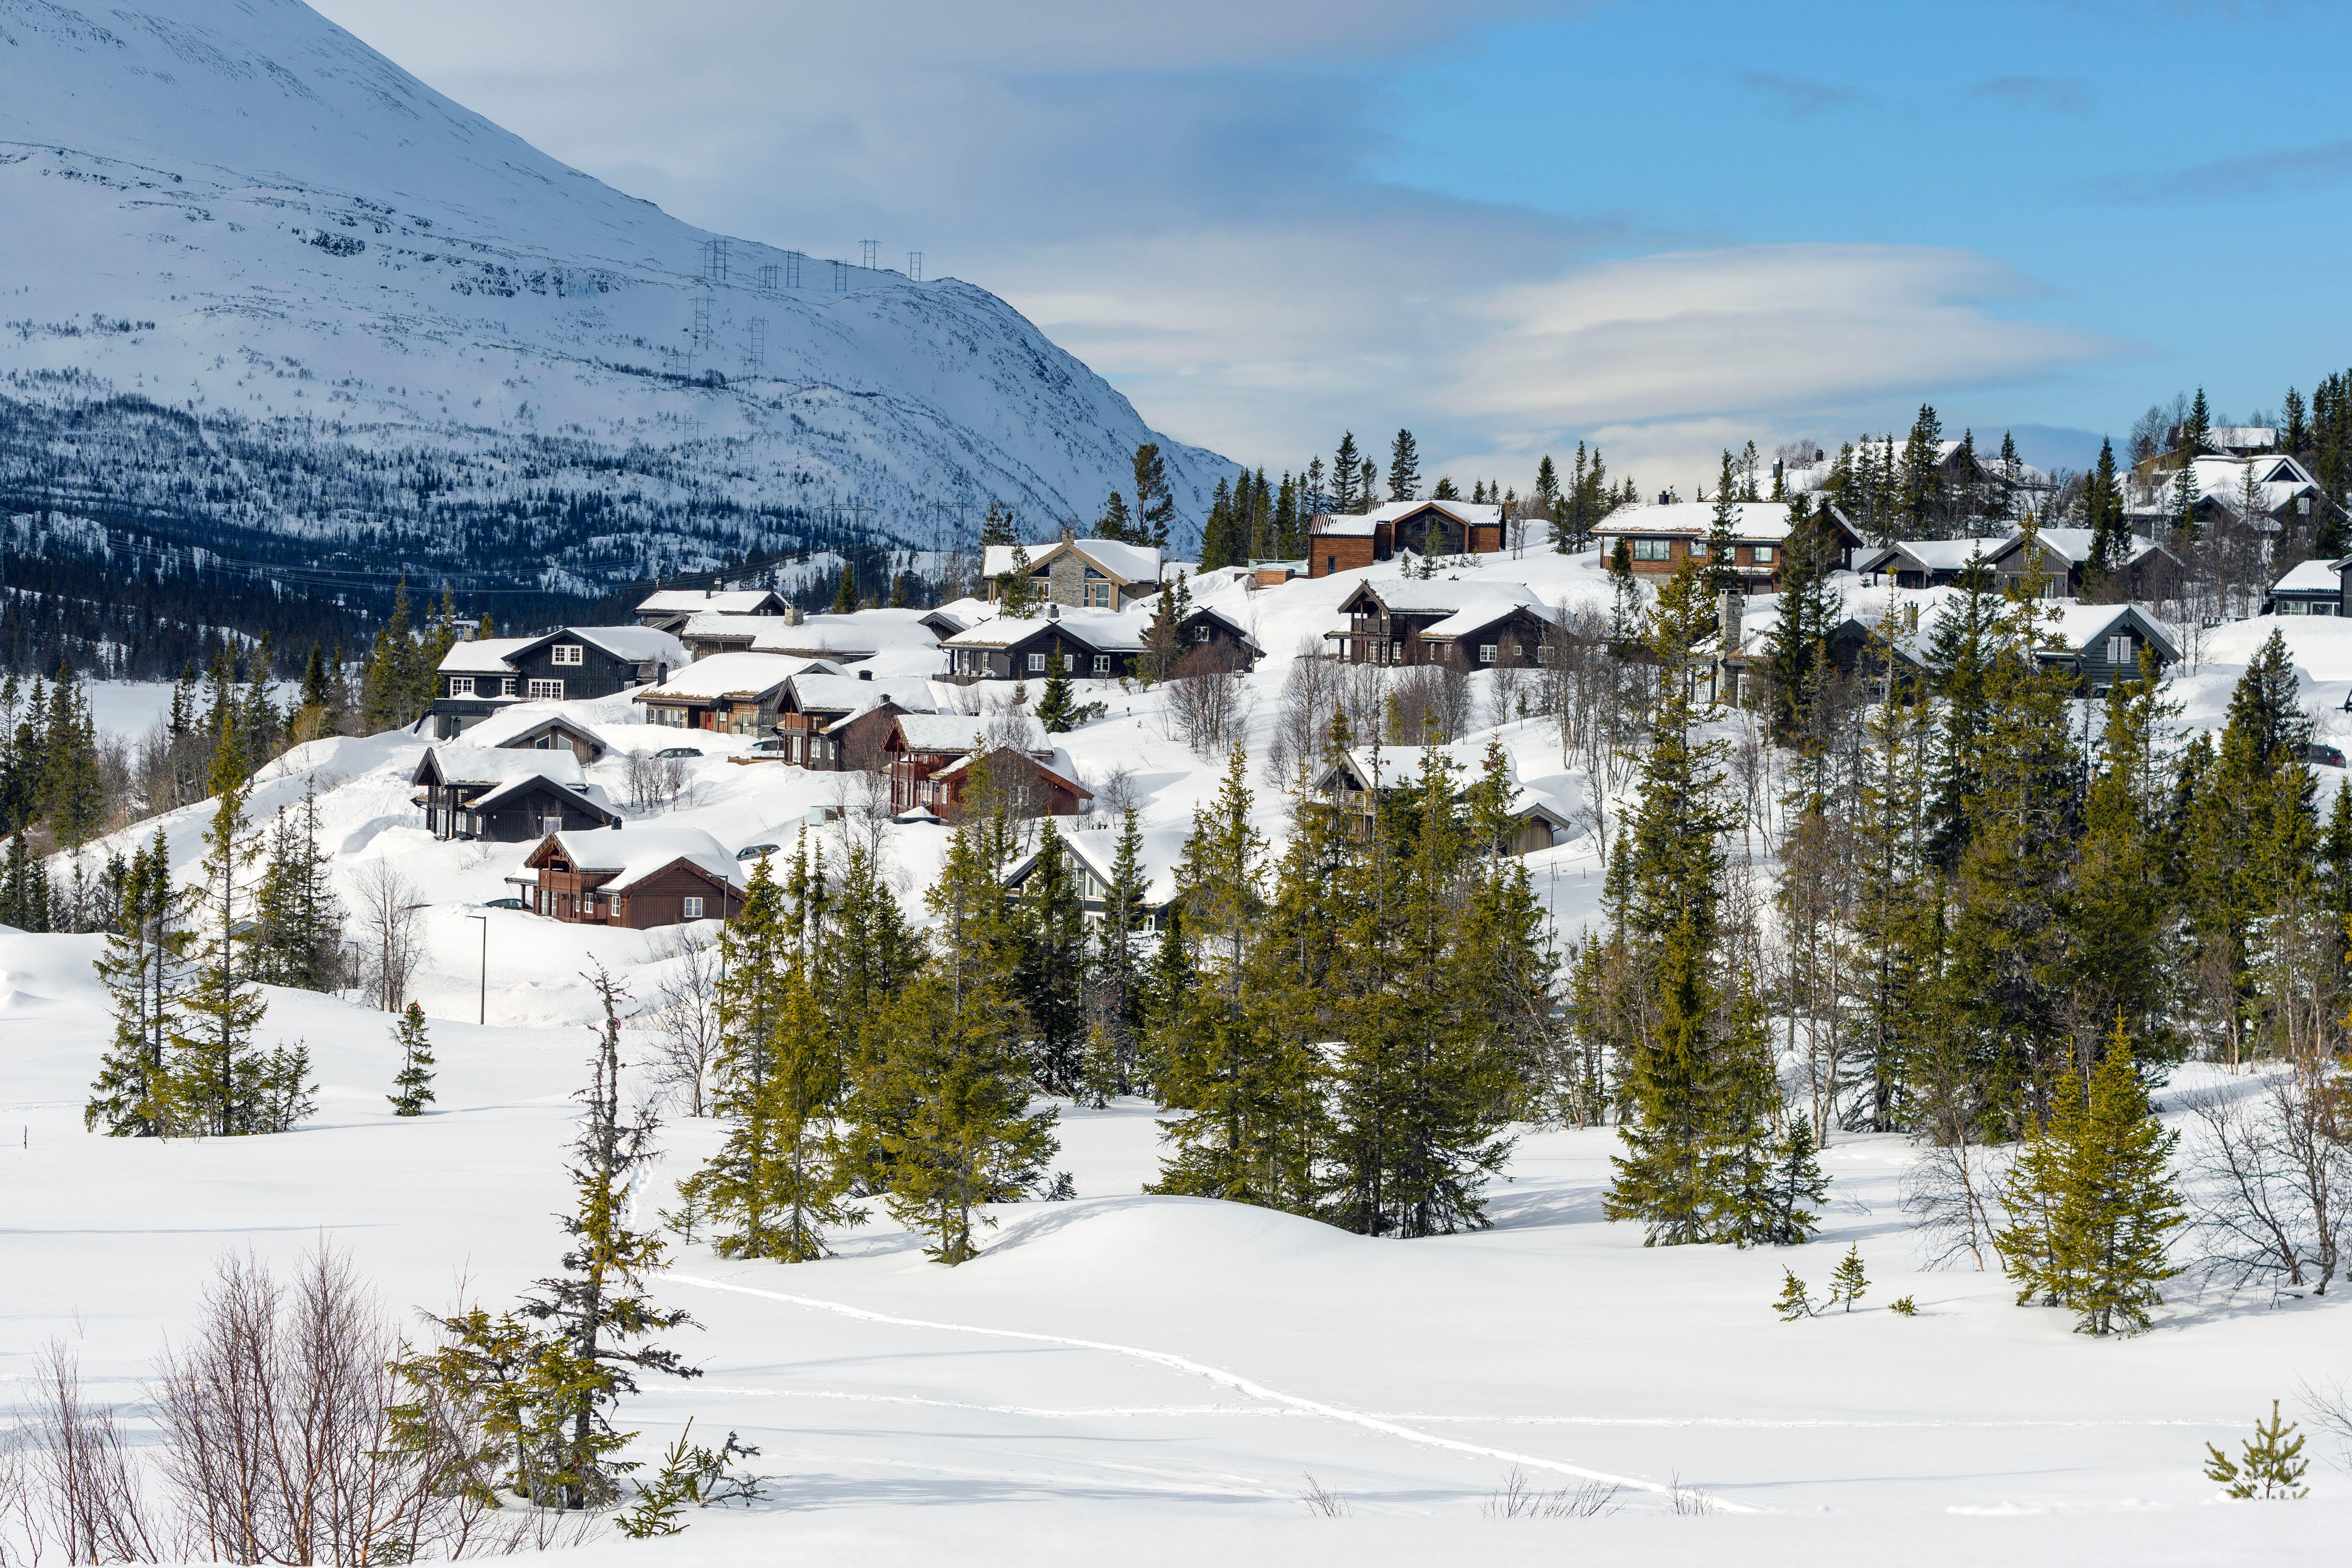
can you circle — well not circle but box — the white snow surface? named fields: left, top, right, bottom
left=0, top=0, right=1230, bottom=540
left=17, top=550, right=2352, bottom=1563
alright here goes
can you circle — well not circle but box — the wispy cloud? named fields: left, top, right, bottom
left=1968, top=74, right=2091, bottom=112
left=2098, top=137, right=2352, bottom=201
left=1736, top=69, right=1870, bottom=118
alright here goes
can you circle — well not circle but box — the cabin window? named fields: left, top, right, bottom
left=1093, top=654, right=1110, bottom=675
left=2317, top=603, right=2340, bottom=617
left=683, top=896, right=705, bottom=920
left=1478, top=644, right=1497, bottom=664
left=500, top=677, right=517, bottom=696
left=1752, top=545, right=1777, bottom=564
left=1392, top=640, right=1404, bottom=663
left=540, top=814, right=563, bottom=836
left=552, top=644, right=583, bottom=666
left=447, top=676, right=475, bottom=697
left=527, top=679, right=565, bottom=700
left=1688, top=539, right=1707, bottom=558
left=2107, top=634, right=2132, bottom=666
left=1325, top=555, right=1337, bottom=575
left=1194, top=623, right=1211, bottom=643
left=1029, top=652, right=1047, bottom=672
left=1631, top=539, right=1671, bottom=562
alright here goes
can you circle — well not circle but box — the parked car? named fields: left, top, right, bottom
left=656, top=746, right=703, bottom=759
left=484, top=897, right=528, bottom=910
left=2310, top=742, right=2347, bottom=769
left=749, top=737, right=788, bottom=753
left=736, top=843, right=782, bottom=861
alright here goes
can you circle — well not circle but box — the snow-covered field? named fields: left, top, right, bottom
left=15, top=556, right=2352, bottom=1563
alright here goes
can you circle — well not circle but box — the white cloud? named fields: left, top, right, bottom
left=310, top=1, right=2119, bottom=493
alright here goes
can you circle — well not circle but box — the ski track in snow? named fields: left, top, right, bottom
left=664, top=1271, right=1760, bottom=1511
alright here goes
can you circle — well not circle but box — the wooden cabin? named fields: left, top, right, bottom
left=427, top=626, right=686, bottom=739
left=1306, top=500, right=1506, bottom=579
left=1595, top=501, right=1865, bottom=594
left=1306, top=743, right=1577, bottom=857
left=633, top=588, right=789, bottom=634
left=411, top=745, right=620, bottom=842
left=521, top=828, right=747, bottom=929
left=980, top=532, right=1165, bottom=610
left=631, top=651, right=819, bottom=734
left=773, top=671, right=938, bottom=768
left=1326, top=581, right=1560, bottom=669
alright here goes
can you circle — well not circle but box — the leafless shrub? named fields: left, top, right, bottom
left=1297, top=1474, right=1348, bottom=1517
left=1163, top=648, right=1253, bottom=759
left=1335, top=662, right=1388, bottom=749
left=1265, top=640, right=1341, bottom=788
left=1088, top=764, right=1141, bottom=817
left=1486, top=664, right=1531, bottom=730
left=1900, top=1133, right=2006, bottom=1271
left=830, top=770, right=892, bottom=854
left=1386, top=663, right=1472, bottom=743
left=1482, top=1466, right=1620, bottom=1519
left=353, top=860, right=425, bottom=1013
left=150, top=1248, right=586, bottom=1562
left=14, top=1340, right=174, bottom=1563
left=643, top=931, right=724, bottom=1118
left=2183, top=1066, right=2349, bottom=1298
left=2298, top=1375, right=2352, bottom=1471
left=622, top=751, right=694, bottom=813
left=1667, top=1475, right=1715, bottom=1516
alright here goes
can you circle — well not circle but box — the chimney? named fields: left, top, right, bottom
left=1059, top=524, right=1076, bottom=546
left=1048, top=602, right=1059, bottom=621
left=1719, top=590, right=1744, bottom=649
left=858, top=668, right=873, bottom=681
left=1658, top=490, right=1670, bottom=506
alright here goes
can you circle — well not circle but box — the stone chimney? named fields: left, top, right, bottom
left=1718, top=590, right=1744, bottom=650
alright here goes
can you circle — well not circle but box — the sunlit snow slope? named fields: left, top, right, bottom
left=0, top=0, right=1227, bottom=585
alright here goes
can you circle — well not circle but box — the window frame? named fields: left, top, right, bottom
left=447, top=675, right=475, bottom=697
left=682, top=896, right=705, bottom=920
left=1028, top=651, right=1048, bottom=673
left=1092, top=653, right=1110, bottom=675
left=527, top=678, right=566, bottom=700
left=1630, top=538, right=1671, bottom=562
left=551, top=643, right=584, bottom=666
left=1478, top=644, right=1497, bottom=664
left=1752, top=544, right=1777, bottom=564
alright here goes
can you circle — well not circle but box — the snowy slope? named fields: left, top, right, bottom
left=0, top=0, right=1230, bottom=585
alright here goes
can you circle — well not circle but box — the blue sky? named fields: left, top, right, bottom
left=317, top=0, right=2350, bottom=493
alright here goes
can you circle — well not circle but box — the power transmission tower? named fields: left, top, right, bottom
left=832, top=259, right=848, bottom=292
left=859, top=239, right=879, bottom=270
left=701, top=237, right=729, bottom=284
left=746, top=316, right=766, bottom=375
left=689, top=295, right=711, bottom=370
left=785, top=253, right=802, bottom=289
left=907, top=250, right=923, bottom=282
left=757, top=262, right=779, bottom=291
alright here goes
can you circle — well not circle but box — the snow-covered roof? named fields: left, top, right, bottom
left=636, top=589, right=784, bottom=615
left=1934, top=439, right=2052, bottom=486
left=1327, top=741, right=1515, bottom=792
left=2208, top=427, right=2278, bottom=452
left=1999, top=528, right=2169, bottom=569
left=1007, top=820, right=1193, bottom=906
left=1860, top=538, right=2004, bottom=574
left=2273, top=558, right=2341, bottom=595
left=787, top=673, right=938, bottom=717
left=893, top=713, right=1049, bottom=754
left=457, top=708, right=608, bottom=751
left=680, top=612, right=771, bottom=641
left=943, top=608, right=1152, bottom=653
left=437, top=636, right=538, bottom=675
left=2028, top=602, right=2182, bottom=663
left=1599, top=501, right=1823, bottom=542
left=631, top=651, right=810, bottom=702
left=542, top=826, right=745, bottom=893
left=569, top=626, right=690, bottom=667
left=470, top=774, right=611, bottom=817
left=1309, top=500, right=1503, bottom=539
left=2127, top=456, right=2320, bottom=516
left=934, top=743, right=1089, bottom=791
left=413, top=743, right=585, bottom=789
left=748, top=608, right=942, bottom=657
left=980, top=538, right=1164, bottom=584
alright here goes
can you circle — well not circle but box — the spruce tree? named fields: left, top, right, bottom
left=87, top=831, right=191, bottom=1137
left=1097, top=488, right=1135, bottom=543
left=1011, top=830, right=1090, bottom=1095
left=176, top=713, right=270, bottom=1138
left=1033, top=649, right=1078, bottom=734
left=360, top=579, right=419, bottom=734
left=522, top=966, right=700, bottom=1507
left=1133, top=443, right=1174, bottom=550
left=1995, top=1021, right=2184, bottom=1335
left=679, top=952, right=860, bottom=1260
left=868, top=770, right=1056, bottom=1262
left=1083, top=808, right=1152, bottom=1100
left=389, top=1001, right=436, bottom=1116
left=1331, top=433, right=1361, bottom=514
left=832, top=563, right=860, bottom=615
left=254, top=781, right=345, bottom=991
left=1750, top=1117, right=1830, bottom=1245
left=1701, top=451, right=1742, bottom=599
left=1152, top=749, right=1325, bottom=1212
left=1764, top=493, right=1836, bottom=743
left=1826, top=1245, right=1869, bottom=1311
left=1387, top=429, right=1421, bottom=503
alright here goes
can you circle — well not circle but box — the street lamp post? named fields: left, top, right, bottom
left=465, top=911, right=488, bottom=1026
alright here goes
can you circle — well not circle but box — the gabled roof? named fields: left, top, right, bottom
left=1315, top=740, right=1514, bottom=795
left=1004, top=820, right=1192, bottom=906
left=636, top=589, right=787, bottom=615
left=2029, top=602, right=2183, bottom=665
left=1601, top=499, right=1859, bottom=543
left=469, top=774, right=618, bottom=823
left=411, top=744, right=586, bottom=790
left=748, top=607, right=946, bottom=658
left=1337, top=579, right=1547, bottom=619
left=1988, top=528, right=2173, bottom=570
left=934, top=744, right=1091, bottom=797
left=2273, top=558, right=2342, bottom=596
left=529, top=826, right=745, bottom=893
left=1180, top=605, right=1265, bottom=654
left=784, top=673, right=939, bottom=718
left=1857, top=538, right=2006, bottom=575
left=632, top=651, right=824, bottom=702
left=981, top=537, right=1165, bottom=585
left=943, top=608, right=1152, bottom=653
left=891, top=712, right=1049, bottom=755
left=437, top=636, right=540, bottom=675
left=679, top=612, right=772, bottom=643
left=460, top=709, right=610, bottom=754
left=566, top=626, right=692, bottom=666
left=1309, top=498, right=1504, bottom=540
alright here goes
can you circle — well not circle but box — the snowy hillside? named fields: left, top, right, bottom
left=0, top=0, right=1230, bottom=596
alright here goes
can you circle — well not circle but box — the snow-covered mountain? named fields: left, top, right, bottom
left=0, top=0, right=1229, bottom=597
